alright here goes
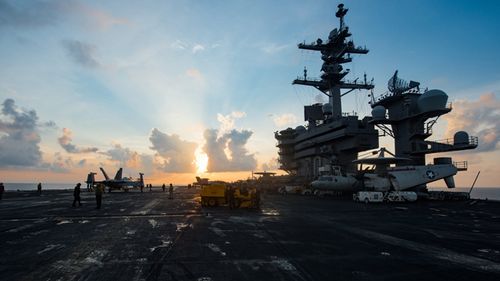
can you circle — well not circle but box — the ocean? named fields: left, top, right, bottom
left=3, top=183, right=500, bottom=201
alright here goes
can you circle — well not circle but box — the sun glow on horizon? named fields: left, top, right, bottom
left=195, top=146, right=208, bottom=174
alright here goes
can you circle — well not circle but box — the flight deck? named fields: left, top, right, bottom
left=1, top=188, right=500, bottom=281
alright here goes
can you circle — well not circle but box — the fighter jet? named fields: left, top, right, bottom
left=86, top=167, right=144, bottom=192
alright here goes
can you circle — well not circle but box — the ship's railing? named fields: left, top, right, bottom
left=342, top=111, right=358, bottom=117
left=294, top=76, right=322, bottom=82
left=432, top=136, right=478, bottom=147
left=453, top=161, right=468, bottom=171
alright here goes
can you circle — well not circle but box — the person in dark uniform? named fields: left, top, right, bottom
left=162, top=184, right=166, bottom=192
left=0, top=182, right=4, bottom=200
left=37, top=182, right=42, bottom=195
left=149, top=184, right=152, bottom=192
left=227, top=186, right=235, bottom=209
left=72, top=183, right=82, bottom=207
left=255, top=188, right=261, bottom=207
left=95, top=183, right=103, bottom=209
left=168, top=184, right=174, bottom=199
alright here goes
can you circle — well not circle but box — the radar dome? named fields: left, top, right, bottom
left=417, top=89, right=448, bottom=112
left=322, top=103, right=333, bottom=115
left=454, top=131, right=469, bottom=145
left=371, top=105, right=386, bottom=120
left=295, top=126, right=306, bottom=133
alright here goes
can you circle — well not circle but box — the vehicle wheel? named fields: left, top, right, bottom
left=364, top=198, right=369, bottom=204
left=208, top=198, right=217, bottom=207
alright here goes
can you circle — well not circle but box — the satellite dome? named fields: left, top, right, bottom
left=295, top=125, right=306, bottom=132
left=454, top=131, right=469, bottom=145
left=371, top=105, right=386, bottom=120
left=417, top=89, right=448, bottom=113
left=322, top=103, right=333, bottom=115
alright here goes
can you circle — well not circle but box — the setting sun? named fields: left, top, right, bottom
left=195, top=147, right=208, bottom=174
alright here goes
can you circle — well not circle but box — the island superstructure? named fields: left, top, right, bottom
left=275, top=4, right=378, bottom=179
left=275, top=3, right=478, bottom=192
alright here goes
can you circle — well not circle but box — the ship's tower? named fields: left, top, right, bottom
left=276, top=4, right=379, bottom=178
left=293, top=4, right=374, bottom=120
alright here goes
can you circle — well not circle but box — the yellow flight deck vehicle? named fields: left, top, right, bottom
left=200, top=182, right=227, bottom=207
left=197, top=178, right=260, bottom=208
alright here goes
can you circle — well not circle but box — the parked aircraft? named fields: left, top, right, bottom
left=86, top=167, right=144, bottom=192
left=311, top=148, right=458, bottom=193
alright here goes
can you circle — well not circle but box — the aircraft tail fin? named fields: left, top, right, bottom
left=114, top=168, right=123, bottom=180
left=100, top=167, right=110, bottom=180
left=86, top=172, right=96, bottom=184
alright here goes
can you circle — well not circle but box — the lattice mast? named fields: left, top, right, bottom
left=293, top=4, right=373, bottom=120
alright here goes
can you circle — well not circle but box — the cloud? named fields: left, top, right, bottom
left=203, top=128, right=257, bottom=172
left=62, top=39, right=100, bottom=68
left=40, top=152, right=72, bottom=173
left=217, top=111, right=246, bottom=133
left=171, top=39, right=187, bottom=50
left=58, top=128, right=98, bottom=153
left=261, top=157, right=279, bottom=171
left=0, top=0, right=61, bottom=28
left=272, top=113, right=298, bottom=127
left=149, top=128, right=197, bottom=173
left=261, top=43, right=289, bottom=54
left=444, top=93, right=500, bottom=152
left=69, top=1, right=129, bottom=30
left=192, top=44, right=205, bottom=54
left=0, top=98, right=53, bottom=167
left=0, top=1, right=128, bottom=30
left=104, top=143, right=140, bottom=168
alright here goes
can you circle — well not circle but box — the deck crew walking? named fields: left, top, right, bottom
left=72, top=183, right=82, bottom=207
left=95, top=183, right=103, bottom=209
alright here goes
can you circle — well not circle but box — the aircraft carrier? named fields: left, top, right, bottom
left=1, top=189, right=500, bottom=281
left=1, top=4, right=498, bottom=281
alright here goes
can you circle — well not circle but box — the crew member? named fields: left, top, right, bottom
left=37, top=182, right=42, bottom=195
left=95, top=183, right=103, bottom=209
left=162, top=184, right=166, bottom=192
left=72, top=183, right=82, bottom=207
left=227, top=186, right=235, bottom=209
left=168, top=184, right=174, bottom=199
left=0, top=182, right=4, bottom=200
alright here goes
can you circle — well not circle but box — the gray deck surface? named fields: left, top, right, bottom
left=1, top=188, right=500, bottom=280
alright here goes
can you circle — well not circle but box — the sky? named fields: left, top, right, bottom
left=0, top=0, right=499, bottom=187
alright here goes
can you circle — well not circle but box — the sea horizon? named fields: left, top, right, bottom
left=3, top=183, right=500, bottom=201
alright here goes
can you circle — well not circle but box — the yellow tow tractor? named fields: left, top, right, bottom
left=199, top=180, right=260, bottom=209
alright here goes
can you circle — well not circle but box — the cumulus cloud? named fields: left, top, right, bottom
left=62, top=39, right=100, bottom=68
left=149, top=128, right=197, bottom=173
left=217, top=111, right=246, bottom=133
left=0, top=98, right=54, bottom=167
left=272, top=113, right=298, bottom=127
left=203, top=128, right=257, bottom=172
left=40, top=152, right=72, bottom=173
left=104, top=143, right=139, bottom=168
left=58, top=128, right=98, bottom=153
left=444, top=93, right=500, bottom=152
left=261, top=157, right=279, bottom=171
